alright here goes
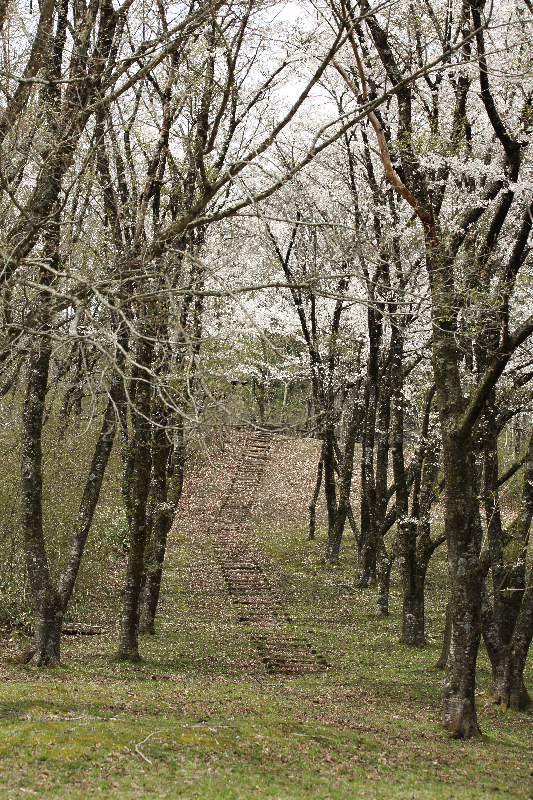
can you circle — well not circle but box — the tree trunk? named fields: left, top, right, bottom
left=400, top=567, right=426, bottom=645
left=389, top=326, right=420, bottom=638
left=138, top=508, right=172, bottom=635
left=25, top=588, right=63, bottom=667
left=401, top=417, right=442, bottom=647
left=427, top=264, right=484, bottom=737
left=323, top=428, right=339, bottom=560
left=58, top=373, right=121, bottom=609
left=436, top=601, right=453, bottom=669
left=374, top=545, right=392, bottom=617
left=371, top=385, right=393, bottom=609
left=118, top=333, right=154, bottom=660
left=325, top=400, right=361, bottom=562
left=481, top=428, right=533, bottom=710
left=21, top=340, right=63, bottom=665
left=308, top=445, right=324, bottom=540
left=440, top=435, right=483, bottom=738
left=139, top=421, right=185, bottom=635
left=356, top=381, right=378, bottom=586
left=482, top=583, right=532, bottom=710
left=491, top=649, right=532, bottom=711
left=482, top=398, right=524, bottom=644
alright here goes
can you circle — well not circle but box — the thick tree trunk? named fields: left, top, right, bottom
left=426, top=236, right=484, bottom=737
left=440, top=435, right=483, bottom=738
left=491, top=650, right=532, bottom=711
left=482, top=584, right=532, bottom=710
left=25, top=588, right=63, bottom=667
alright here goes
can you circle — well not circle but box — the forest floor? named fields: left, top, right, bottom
left=0, top=432, right=532, bottom=799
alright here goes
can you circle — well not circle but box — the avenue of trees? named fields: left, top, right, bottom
left=0, top=0, right=532, bottom=740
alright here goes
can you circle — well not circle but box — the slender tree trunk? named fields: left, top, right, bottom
left=481, top=428, right=533, bottom=709
left=21, top=341, right=63, bottom=665
left=118, top=333, right=154, bottom=660
left=436, top=601, right=453, bottom=669
left=370, top=384, right=393, bottom=613
left=374, top=544, right=392, bottom=617
left=325, top=401, right=361, bottom=561
left=21, top=315, right=122, bottom=664
left=308, top=444, right=324, bottom=540
left=139, top=421, right=185, bottom=634
left=400, top=565, right=428, bottom=645
left=482, top=398, right=523, bottom=643
left=356, top=382, right=378, bottom=585
left=402, top=435, right=442, bottom=647
left=323, top=427, right=339, bottom=560
left=58, top=371, right=122, bottom=609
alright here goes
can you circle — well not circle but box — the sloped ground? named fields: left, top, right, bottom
left=0, top=433, right=531, bottom=799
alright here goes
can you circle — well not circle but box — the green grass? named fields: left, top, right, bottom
left=1, top=437, right=532, bottom=799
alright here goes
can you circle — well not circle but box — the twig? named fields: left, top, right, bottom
left=135, top=731, right=158, bottom=765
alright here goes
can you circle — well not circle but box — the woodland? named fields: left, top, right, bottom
left=0, top=0, right=533, bottom=788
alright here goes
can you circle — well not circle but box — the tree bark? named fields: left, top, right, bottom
left=325, top=398, right=362, bottom=561
left=58, top=371, right=122, bottom=609
left=356, top=380, right=379, bottom=586
left=118, top=332, right=154, bottom=660
left=481, top=428, right=533, bottom=709
left=323, top=427, right=339, bottom=560
left=139, top=420, right=185, bottom=635
left=308, top=445, right=324, bottom=540
left=436, top=601, right=453, bottom=670
left=21, top=340, right=63, bottom=666
left=374, top=544, right=392, bottom=617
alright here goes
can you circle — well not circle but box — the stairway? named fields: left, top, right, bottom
left=209, top=431, right=327, bottom=675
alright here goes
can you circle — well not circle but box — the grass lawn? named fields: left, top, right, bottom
left=1, top=436, right=531, bottom=799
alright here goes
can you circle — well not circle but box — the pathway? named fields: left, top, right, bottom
left=209, top=431, right=327, bottom=675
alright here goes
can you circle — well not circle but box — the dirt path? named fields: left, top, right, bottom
left=210, top=431, right=327, bottom=675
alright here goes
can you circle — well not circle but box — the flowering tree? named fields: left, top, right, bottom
left=326, top=0, right=533, bottom=736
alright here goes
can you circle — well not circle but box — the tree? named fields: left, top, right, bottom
left=3, top=0, right=229, bottom=664
left=5, top=0, right=360, bottom=663
left=327, top=0, right=533, bottom=736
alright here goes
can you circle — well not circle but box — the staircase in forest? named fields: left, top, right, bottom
left=210, top=431, right=327, bottom=675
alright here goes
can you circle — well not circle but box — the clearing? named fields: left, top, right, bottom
left=1, top=431, right=531, bottom=799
